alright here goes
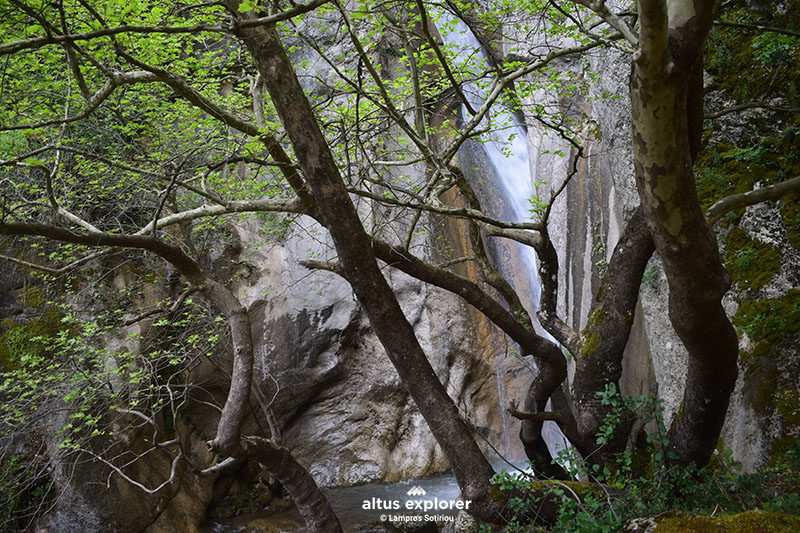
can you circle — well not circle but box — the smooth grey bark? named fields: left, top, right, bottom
left=632, top=0, right=739, bottom=467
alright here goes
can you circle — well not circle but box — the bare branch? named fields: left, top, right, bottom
left=199, top=457, right=243, bottom=476
left=0, top=254, right=62, bottom=274
left=714, top=20, right=800, bottom=39
left=298, top=259, right=340, bottom=273
left=455, top=173, right=530, bottom=319
left=120, top=288, right=197, bottom=327
left=87, top=449, right=182, bottom=495
left=706, top=176, right=800, bottom=225
left=134, top=197, right=303, bottom=235
left=507, top=404, right=569, bottom=423
left=151, top=170, right=179, bottom=236
left=571, top=1, right=639, bottom=48
left=350, top=186, right=544, bottom=231
left=114, top=408, right=156, bottom=426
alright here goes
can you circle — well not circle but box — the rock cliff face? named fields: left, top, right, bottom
left=222, top=20, right=799, bottom=491
left=9, top=7, right=800, bottom=532
left=224, top=215, right=515, bottom=487
left=521, top=38, right=800, bottom=472
left=529, top=48, right=674, bottom=417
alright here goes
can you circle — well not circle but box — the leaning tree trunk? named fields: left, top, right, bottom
left=226, top=2, right=501, bottom=519
left=631, top=0, right=738, bottom=468
left=568, top=208, right=655, bottom=464
left=242, top=437, right=342, bottom=532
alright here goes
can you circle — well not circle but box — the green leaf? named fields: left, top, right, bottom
left=238, top=0, right=256, bottom=13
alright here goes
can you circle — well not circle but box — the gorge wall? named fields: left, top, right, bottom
left=4, top=5, right=800, bottom=532
left=526, top=37, right=800, bottom=473
left=228, top=215, right=514, bottom=486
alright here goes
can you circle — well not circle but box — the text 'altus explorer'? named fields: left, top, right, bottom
left=361, top=497, right=472, bottom=512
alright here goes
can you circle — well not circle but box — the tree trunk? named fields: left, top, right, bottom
left=370, top=238, right=570, bottom=477
left=241, top=437, right=342, bottom=533
left=631, top=0, right=738, bottom=468
left=227, top=4, right=501, bottom=518
left=569, top=208, right=655, bottom=462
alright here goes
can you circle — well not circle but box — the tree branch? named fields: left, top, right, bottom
left=714, top=20, right=800, bottom=39
left=120, top=288, right=197, bottom=327
left=0, top=0, right=331, bottom=56
left=572, top=0, right=639, bottom=47
left=87, top=449, right=182, bottom=495
left=706, top=176, right=800, bottom=225
left=198, top=457, right=243, bottom=476
left=298, top=259, right=340, bottom=273
left=350, top=186, right=543, bottom=231
left=635, top=0, right=669, bottom=72
left=0, top=254, right=62, bottom=274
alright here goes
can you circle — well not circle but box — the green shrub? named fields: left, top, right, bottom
left=490, top=388, right=800, bottom=531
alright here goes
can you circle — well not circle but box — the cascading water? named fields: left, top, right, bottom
left=436, top=13, right=568, bottom=464
left=209, top=15, right=572, bottom=533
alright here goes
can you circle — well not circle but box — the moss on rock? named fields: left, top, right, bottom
left=723, top=228, right=781, bottom=292
left=734, top=290, right=800, bottom=359
left=781, top=193, right=800, bottom=249
left=706, top=1, right=800, bottom=104
left=0, top=306, right=62, bottom=370
left=654, top=509, right=800, bottom=532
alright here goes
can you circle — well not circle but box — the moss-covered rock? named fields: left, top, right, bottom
left=723, top=228, right=781, bottom=292
left=734, top=290, right=800, bottom=360
left=654, top=509, right=800, bottom=532
left=732, top=290, right=800, bottom=443
left=706, top=1, right=800, bottom=104
left=0, top=306, right=62, bottom=370
left=781, top=193, right=800, bottom=249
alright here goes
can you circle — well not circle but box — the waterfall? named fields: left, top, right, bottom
left=436, top=12, right=569, bottom=465
left=437, top=14, right=542, bottom=313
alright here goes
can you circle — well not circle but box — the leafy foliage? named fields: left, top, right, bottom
left=708, top=1, right=800, bottom=101
left=0, top=454, right=54, bottom=531
left=0, top=0, right=799, bottom=529
left=491, top=389, right=800, bottom=532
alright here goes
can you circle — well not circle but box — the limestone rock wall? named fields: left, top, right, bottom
left=224, top=215, right=513, bottom=487
left=10, top=7, right=800, bottom=532
left=523, top=35, right=800, bottom=471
